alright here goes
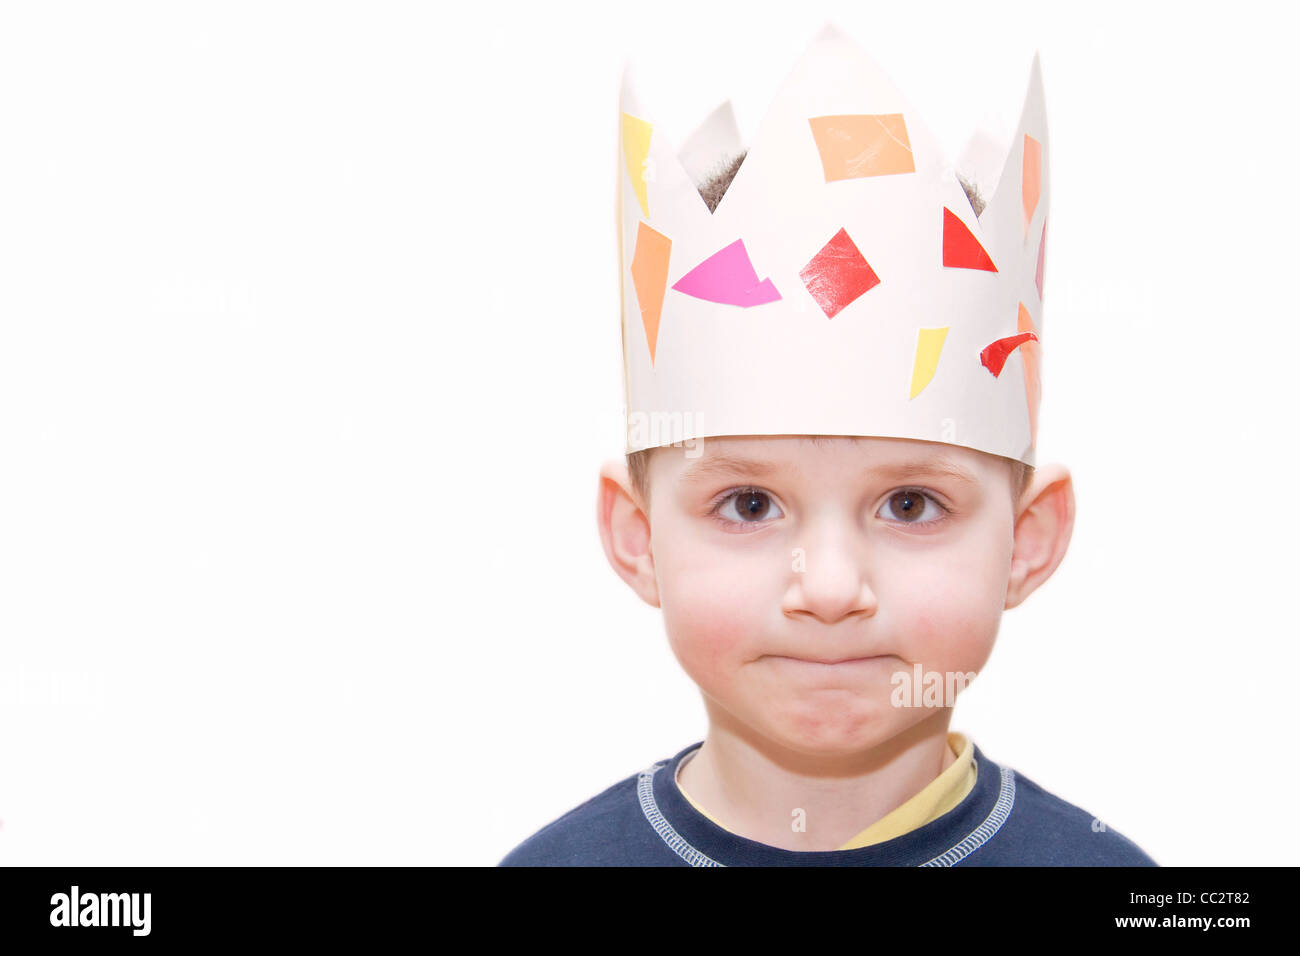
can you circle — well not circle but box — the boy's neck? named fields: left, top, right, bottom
left=675, top=705, right=958, bottom=852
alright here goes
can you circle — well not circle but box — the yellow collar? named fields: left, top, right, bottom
left=674, top=731, right=977, bottom=849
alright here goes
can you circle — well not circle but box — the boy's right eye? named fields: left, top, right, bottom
left=712, top=488, right=785, bottom=526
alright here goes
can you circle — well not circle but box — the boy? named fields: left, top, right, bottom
left=500, top=23, right=1156, bottom=866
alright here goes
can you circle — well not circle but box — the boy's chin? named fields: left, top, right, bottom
left=757, top=707, right=915, bottom=760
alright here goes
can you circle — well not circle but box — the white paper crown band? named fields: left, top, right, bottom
left=618, top=22, right=1049, bottom=465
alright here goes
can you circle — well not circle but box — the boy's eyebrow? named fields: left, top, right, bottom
left=679, top=453, right=979, bottom=486
left=678, top=454, right=787, bottom=485
left=867, top=458, right=980, bottom=486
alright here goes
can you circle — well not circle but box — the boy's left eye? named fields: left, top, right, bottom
left=877, top=488, right=948, bottom=525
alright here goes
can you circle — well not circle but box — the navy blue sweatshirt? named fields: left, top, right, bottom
left=499, top=739, right=1157, bottom=866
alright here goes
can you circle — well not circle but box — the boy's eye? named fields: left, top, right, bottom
left=878, top=488, right=947, bottom=525
left=710, top=487, right=950, bottom=528
left=714, top=489, right=785, bottom=524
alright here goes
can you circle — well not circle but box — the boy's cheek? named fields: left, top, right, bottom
left=896, top=586, right=1002, bottom=677
left=659, top=558, right=773, bottom=678
left=662, top=592, right=759, bottom=675
left=926, top=618, right=1000, bottom=680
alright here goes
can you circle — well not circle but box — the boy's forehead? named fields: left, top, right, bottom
left=660, top=435, right=998, bottom=484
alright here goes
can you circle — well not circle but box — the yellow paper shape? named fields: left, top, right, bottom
left=1022, top=135, right=1041, bottom=234
left=1018, top=302, right=1041, bottom=445
left=621, top=112, right=653, bottom=219
left=909, top=326, right=949, bottom=398
left=809, top=114, right=916, bottom=181
left=631, top=222, right=672, bottom=365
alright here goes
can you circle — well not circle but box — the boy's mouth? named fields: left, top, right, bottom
left=765, top=654, right=893, bottom=666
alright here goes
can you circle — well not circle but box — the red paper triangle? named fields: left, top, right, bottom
left=942, top=207, right=997, bottom=272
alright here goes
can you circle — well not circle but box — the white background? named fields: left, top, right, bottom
left=0, top=0, right=1292, bottom=866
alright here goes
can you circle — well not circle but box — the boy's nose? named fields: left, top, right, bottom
left=782, top=531, right=878, bottom=625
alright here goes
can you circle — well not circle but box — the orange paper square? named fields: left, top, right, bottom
left=809, top=114, right=916, bottom=181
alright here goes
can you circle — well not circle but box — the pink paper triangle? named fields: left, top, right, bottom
left=672, top=239, right=781, bottom=307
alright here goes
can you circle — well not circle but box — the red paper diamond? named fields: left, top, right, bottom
left=799, top=228, right=880, bottom=319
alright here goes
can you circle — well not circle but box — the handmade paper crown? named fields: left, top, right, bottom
left=618, top=23, right=1049, bottom=465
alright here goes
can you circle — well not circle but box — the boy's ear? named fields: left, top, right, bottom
left=1005, top=463, right=1076, bottom=610
left=597, top=460, right=661, bottom=608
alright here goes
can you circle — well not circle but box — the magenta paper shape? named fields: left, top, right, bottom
left=672, top=238, right=781, bottom=307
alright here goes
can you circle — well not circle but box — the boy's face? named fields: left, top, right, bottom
left=619, top=435, right=1036, bottom=759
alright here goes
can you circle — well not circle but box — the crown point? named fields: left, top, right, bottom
left=811, top=20, right=850, bottom=45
